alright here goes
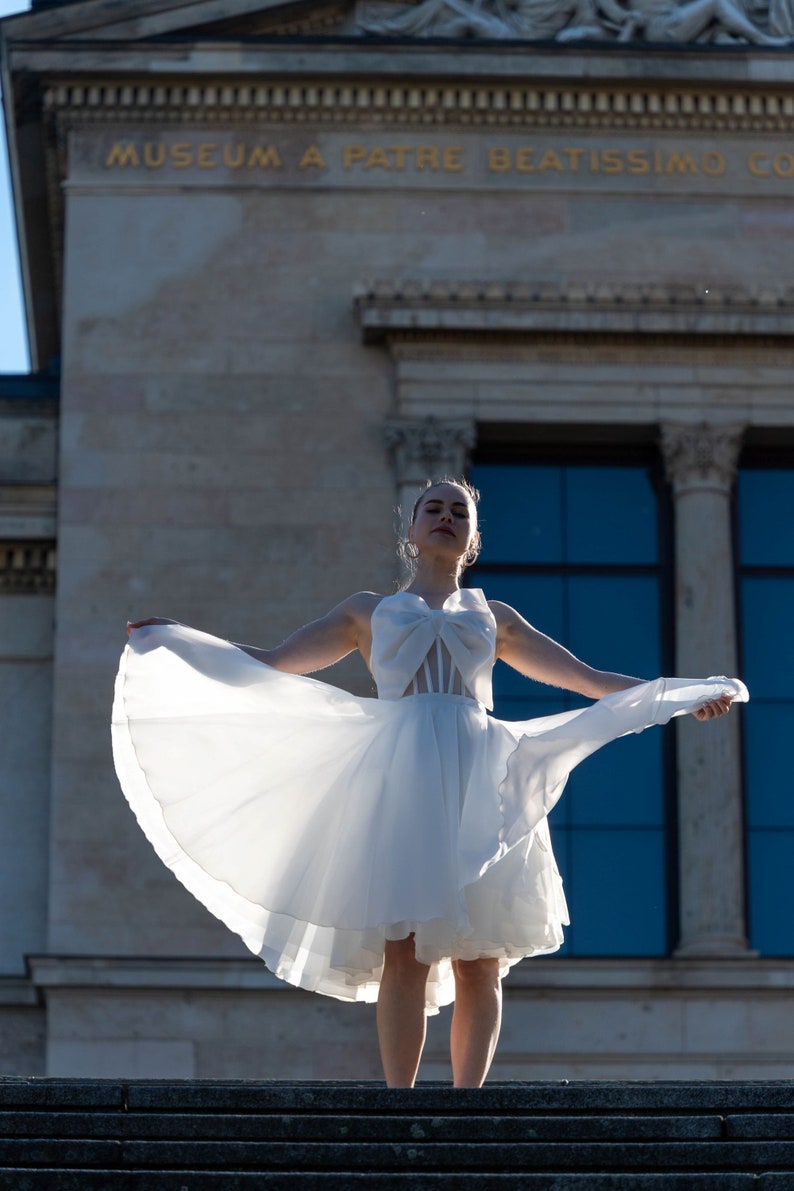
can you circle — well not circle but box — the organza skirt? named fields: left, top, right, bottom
left=112, top=624, right=747, bottom=1013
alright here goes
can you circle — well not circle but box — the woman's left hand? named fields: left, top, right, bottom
left=692, top=695, right=733, bottom=721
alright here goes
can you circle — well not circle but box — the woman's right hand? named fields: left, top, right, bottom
left=126, top=617, right=179, bottom=636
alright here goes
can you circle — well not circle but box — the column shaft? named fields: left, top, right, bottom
left=661, top=422, right=751, bottom=957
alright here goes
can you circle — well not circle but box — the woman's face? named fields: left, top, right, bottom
left=409, top=483, right=478, bottom=560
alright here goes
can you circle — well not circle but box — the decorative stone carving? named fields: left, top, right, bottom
left=385, top=416, right=477, bottom=550
left=660, top=421, right=745, bottom=494
left=385, top=416, right=477, bottom=486
left=356, top=281, right=794, bottom=343
left=0, top=542, right=56, bottom=594
left=44, top=81, right=794, bottom=134
left=358, top=280, right=794, bottom=308
left=358, top=0, right=792, bottom=43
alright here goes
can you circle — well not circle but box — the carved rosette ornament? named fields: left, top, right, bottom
left=385, top=416, right=477, bottom=487
left=660, top=422, right=745, bottom=496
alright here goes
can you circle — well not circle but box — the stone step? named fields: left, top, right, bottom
left=4, top=1079, right=794, bottom=1112
left=0, top=1110, right=729, bottom=1141
left=1, top=1080, right=793, bottom=1189
left=0, top=1174, right=784, bottom=1191
left=122, top=1080, right=794, bottom=1113
left=4, top=1137, right=794, bottom=1171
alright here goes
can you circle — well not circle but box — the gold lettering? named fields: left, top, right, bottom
left=488, top=148, right=511, bottom=172
left=601, top=149, right=624, bottom=174
left=538, top=149, right=564, bottom=173
left=198, top=143, right=217, bottom=169
left=247, top=145, right=281, bottom=169
left=143, top=143, right=165, bottom=169
left=589, top=150, right=600, bottom=173
left=665, top=151, right=698, bottom=175
left=416, top=146, right=440, bottom=170
left=343, top=145, right=366, bottom=169
left=654, top=149, right=664, bottom=174
left=171, top=143, right=193, bottom=169
left=365, top=147, right=392, bottom=170
left=223, top=143, right=246, bottom=169
left=562, top=148, right=585, bottom=172
left=516, top=148, right=535, bottom=173
left=747, top=152, right=770, bottom=177
left=443, top=146, right=464, bottom=172
left=106, top=142, right=140, bottom=168
left=388, top=146, right=413, bottom=169
left=299, top=145, right=327, bottom=169
left=626, top=149, right=650, bottom=174
left=701, top=151, right=725, bottom=177
left=773, top=152, right=794, bottom=178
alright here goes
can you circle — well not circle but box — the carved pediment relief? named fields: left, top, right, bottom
left=6, top=0, right=793, bottom=41
left=357, top=0, right=794, bottom=44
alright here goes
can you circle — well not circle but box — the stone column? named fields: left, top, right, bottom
left=384, top=415, right=477, bottom=541
left=660, top=421, right=752, bottom=957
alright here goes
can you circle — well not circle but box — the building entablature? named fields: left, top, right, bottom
left=4, top=0, right=794, bottom=369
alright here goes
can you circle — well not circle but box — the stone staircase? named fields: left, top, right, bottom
left=2, top=1078, right=794, bottom=1188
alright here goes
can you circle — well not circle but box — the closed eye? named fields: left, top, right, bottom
left=423, top=501, right=469, bottom=518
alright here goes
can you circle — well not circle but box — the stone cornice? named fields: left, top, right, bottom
left=0, top=977, right=40, bottom=1007
left=28, top=955, right=284, bottom=992
left=43, top=77, right=794, bottom=132
left=8, top=40, right=794, bottom=84
left=355, top=280, right=794, bottom=342
left=26, top=953, right=794, bottom=994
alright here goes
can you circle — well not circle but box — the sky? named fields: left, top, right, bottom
left=0, top=0, right=32, bottom=373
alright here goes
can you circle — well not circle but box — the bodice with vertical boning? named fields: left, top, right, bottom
left=369, top=588, right=497, bottom=709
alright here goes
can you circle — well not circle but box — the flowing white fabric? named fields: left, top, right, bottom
left=111, top=590, right=748, bottom=1013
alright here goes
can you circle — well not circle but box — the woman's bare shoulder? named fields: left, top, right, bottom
left=338, top=591, right=386, bottom=624
left=486, top=599, right=525, bottom=629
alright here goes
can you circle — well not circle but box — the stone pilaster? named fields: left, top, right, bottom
left=660, top=421, right=751, bottom=957
left=384, top=416, right=477, bottom=540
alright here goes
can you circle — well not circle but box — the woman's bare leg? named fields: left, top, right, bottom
left=376, top=935, right=430, bottom=1087
left=450, top=957, right=502, bottom=1088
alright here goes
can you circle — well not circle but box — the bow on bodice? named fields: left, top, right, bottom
left=370, top=588, right=497, bottom=709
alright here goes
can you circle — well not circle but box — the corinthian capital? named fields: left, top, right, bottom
left=660, top=422, right=745, bottom=496
left=384, top=416, right=477, bottom=487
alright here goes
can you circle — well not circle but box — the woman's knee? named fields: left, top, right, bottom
left=452, top=956, right=501, bottom=989
left=383, top=934, right=429, bottom=978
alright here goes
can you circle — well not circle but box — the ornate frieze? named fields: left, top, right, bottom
left=358, top=0, right=793, bottom=45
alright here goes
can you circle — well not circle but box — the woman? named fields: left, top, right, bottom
left=114, top=478, right=744, bottom=1088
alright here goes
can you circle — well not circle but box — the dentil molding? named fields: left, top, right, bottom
left=44, top=80, right=794, bottom=133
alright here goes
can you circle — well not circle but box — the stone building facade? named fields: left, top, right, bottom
left=1, top=0, right=793, bottom=1080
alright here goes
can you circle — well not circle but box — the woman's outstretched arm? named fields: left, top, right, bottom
left=490, top=600, right=642, bottom=699
left=128, top=592, right=380, bottom=676
left=490, top=600, right=732, bottom=720
left=233, top=592, right=380, bottom=674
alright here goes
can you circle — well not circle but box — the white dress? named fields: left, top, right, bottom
left=111, top=588, right=748, bottom=1014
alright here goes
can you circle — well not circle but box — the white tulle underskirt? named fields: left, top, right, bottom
left=111, top=624, right=747, bottom=1014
